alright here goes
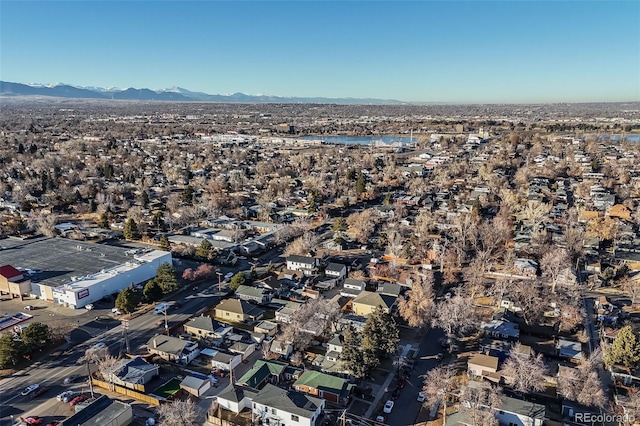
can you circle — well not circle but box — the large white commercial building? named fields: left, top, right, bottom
left=0, top=236, right=172, bottom=309
left=34, top=250, right=171, bottom=309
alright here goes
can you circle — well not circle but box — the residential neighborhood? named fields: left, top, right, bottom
left=0, top=99, right=639, bottom=426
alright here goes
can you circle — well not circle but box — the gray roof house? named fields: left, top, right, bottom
left=146, top=335, right=200, bottom=364
left=252, top=383, right=325, bottom=426
left=106, top=357, right=159, bottom=390
left=235, top=284, right=273, bottom=305
left=480, top=319, right=520, bottom=341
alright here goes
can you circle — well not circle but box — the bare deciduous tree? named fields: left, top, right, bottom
left=460, top=384, right=502, bottom=426
left=541, top=248, right=571, bottom=293
left=157, top=399, right=202, bottom=426
left=284, top=232, right=320, bottom=256
left=557, top=350, right=607, bottom=408
left=279, top=298, right=340, bottom=351
left=501, top=344, right=547, bottom=393
left=511, top=281, right=544, bottom=325
left=422, top=366, right=459, bottom=424
left=346, top=209, right=379, bottom=244
left=432, top=295, right=476, bottom=342
left=398, top=272, right=435, bottom=329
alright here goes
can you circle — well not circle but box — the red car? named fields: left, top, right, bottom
left=69, top=395, right=89, bottom=406
left=23, top=417, right=43, bottom=425
left=46, top=421, right=60, bottom=426
left=31, top=386, right=48, bottom=398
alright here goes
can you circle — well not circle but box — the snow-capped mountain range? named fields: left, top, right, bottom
left=0, top=81, right=405, bottom=104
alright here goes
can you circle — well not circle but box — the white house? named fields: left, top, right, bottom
left=325, top=263, right=347, bottom=281
left=286, top=255, right=319, bottom=275
left=340, top=278, right=366, bottom=298
left=252, top=383, right=325, bottom=426
left=214, top=384, right=258, bottom=414
left=199, top=348, right=242, bottom=371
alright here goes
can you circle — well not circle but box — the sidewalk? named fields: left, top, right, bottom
left=363, top=368, right=397, bottom=419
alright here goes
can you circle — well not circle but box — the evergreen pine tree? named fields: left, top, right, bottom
left=605, top=325, right=640, bottom=368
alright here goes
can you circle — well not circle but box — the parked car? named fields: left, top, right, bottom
left=417, top=391, right=425, bottom=402
left=23, top=417, right=43, bottom=425
left=24, top=305, right=33, bottom=311
left=46, top=421, right=60, bottom=426
left=383, top=400, right=394, bottom=414
left=64, top=374, right=82, bottom=384
left=31, top=386, right=48, bottom=397
left=69, top=395, right=89, bottom=406
left=85, top=304, right=94, bottom=310
left=91, top=342, right=106, bottom=350
left=57, top=390, right=76, bottom=402
left=62, top=392, right=79, bottom=403
left=172, top=302, right=182, bottom=310
left=21, top=384, right=40, bottom=396
left=111, top=308, right=122, bottom=315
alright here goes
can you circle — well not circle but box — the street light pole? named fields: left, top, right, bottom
left=216, top=271, right=223, bottom=292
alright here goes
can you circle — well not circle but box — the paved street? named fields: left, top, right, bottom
left=0, top=282, right=225, bottom=426
left=373, top=327, right=445, bottom=425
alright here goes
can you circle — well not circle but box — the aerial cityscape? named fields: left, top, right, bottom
left=1, top=2, right=639, bottom=426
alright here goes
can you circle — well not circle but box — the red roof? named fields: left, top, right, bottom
left=0, top=265, right=22, bottom=279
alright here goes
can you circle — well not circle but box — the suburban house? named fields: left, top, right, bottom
left=180, top=374, right=213, bottom=397
left=275, top=301, right=304, bottom=324
left=251, top=383, right=325, bottom=426
left=557, top=338, right=584, bottom=362
left=235, top=284, right=274, bottom=305
left=228, top=341, right=256, bottom=361
left=214, top=384, right=258, bottom=414
left=146, top=335, right=200, bottom=364
left=286, top=255, right=320, bottom=276
left=183, top=315, right=218, bottom=339
left=106, top=357, right=159, bottom=390
left=447, top=390, right=545, bottom=426
left=377, top=282, right=401, bottom=297
left=324, top=263, right=347, bottom=281
left=480, top=319, right=520, bottom=341
left=467, top=353, right=500, bottom=379
left=351, top=291, right=397, bottom=316
left=215, top=298, right=265, bottom=323
left=270, top=339, right=294, bottom=359
left=237, top=359, right=290, bottom=389
left=200, top=348, right=243, bottom=371
left=293, top=370, right=352, bottom=405
left=326, top=334, right=344, bottom=362
left=340, top=279, right=366, bottom=298
left=0, top=264, right=31, bottom=299
left=254, top=320, right=278, bottom=337
left=514, top=258, right=539, bottom=277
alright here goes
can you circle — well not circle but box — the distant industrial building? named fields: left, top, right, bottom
left=0, top=236, right=171, bottom=309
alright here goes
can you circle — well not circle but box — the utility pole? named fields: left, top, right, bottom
left=164, top=305, right=169, bottom=335
left=121, top=319, right=130, bottom=355
left=86, top=359, right=94, bottom=399
left=216, top=271, right=223, bottom=292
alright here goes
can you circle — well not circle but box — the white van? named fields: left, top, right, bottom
left=154, top=303, right=168, bottom=314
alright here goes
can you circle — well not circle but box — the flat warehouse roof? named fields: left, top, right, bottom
left=0, top=236, right=135, bottom=288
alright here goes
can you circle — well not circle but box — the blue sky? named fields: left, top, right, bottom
left=1, top=1, right=639, bottom=103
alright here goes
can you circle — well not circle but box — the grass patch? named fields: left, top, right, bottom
left=152, top=378, right=182, bottom=399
